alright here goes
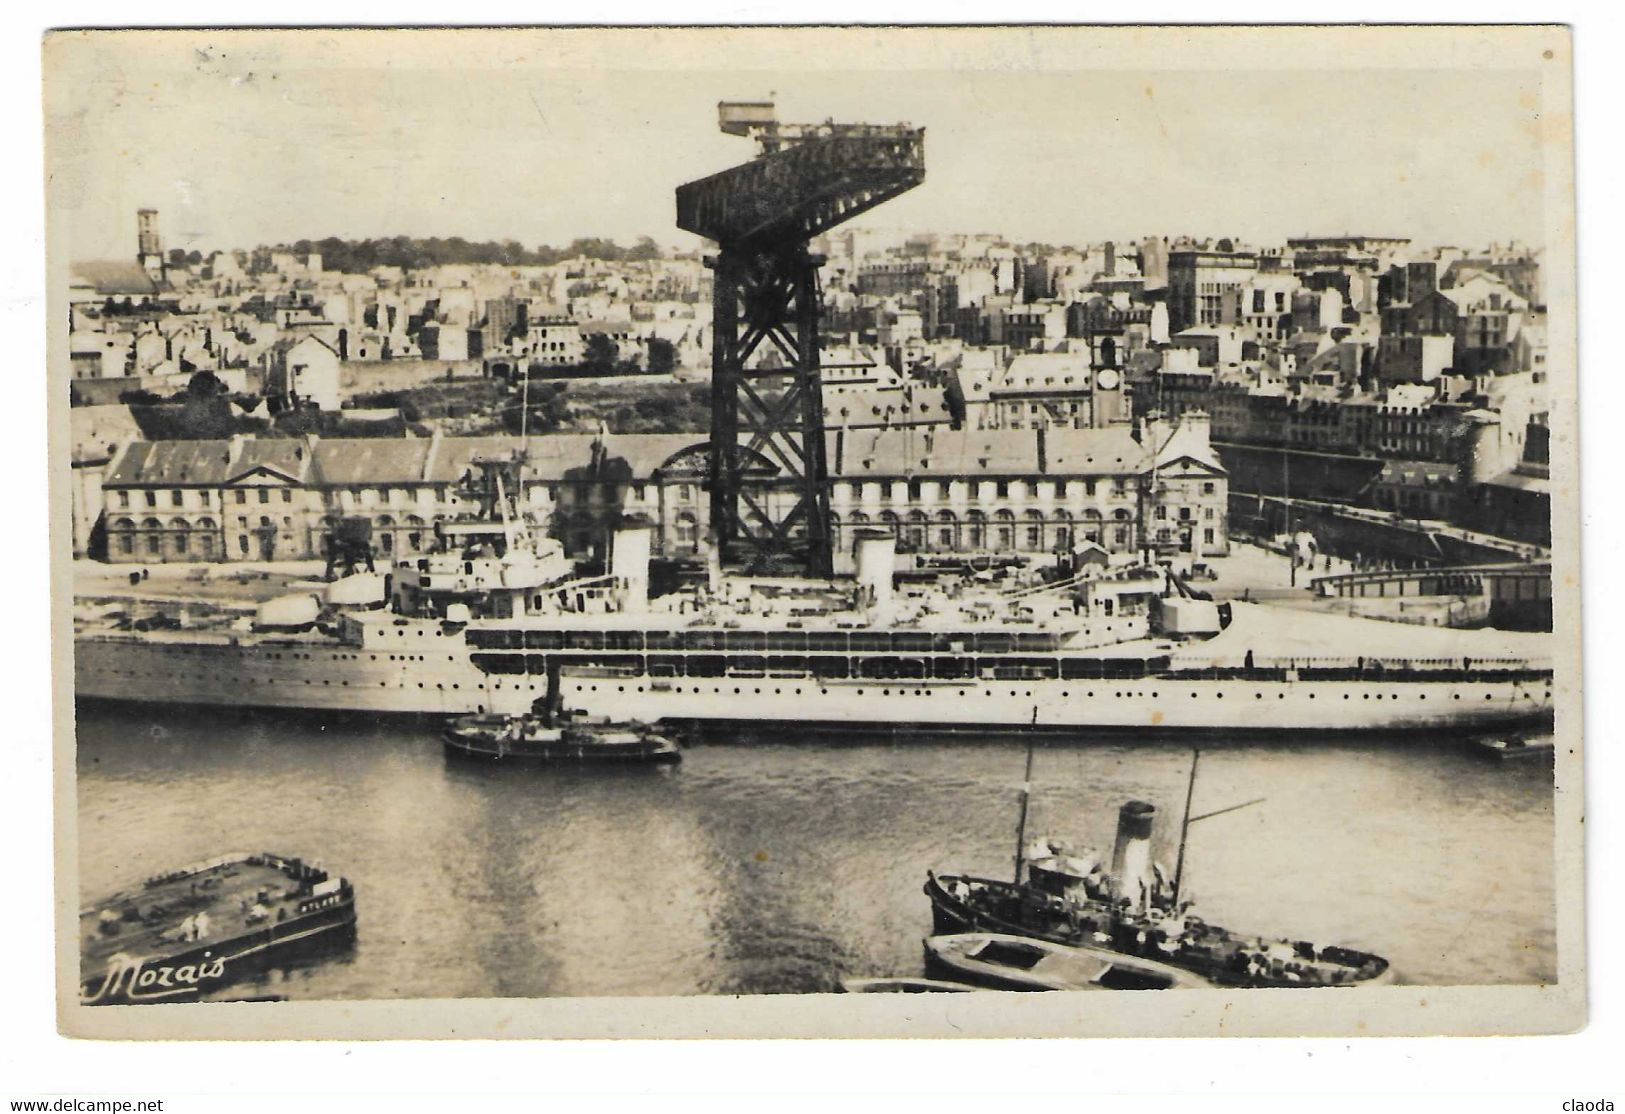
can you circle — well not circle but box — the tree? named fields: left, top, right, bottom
left=178, top=395, right=241, bottom=438
left=568, top=237, right=622, bottom=261
left=582, top=333, right=619, bottom=375
left=185, top=370, right=229, bottom=398
left=646, top=336, right=678, bottom=375
left=625, top=235, right=661, bottom=262
left=273, top=407, right=322, bottom=437
left=254, top=235, right=659, bottom=272
left=501, top=380, right=569, bottom=434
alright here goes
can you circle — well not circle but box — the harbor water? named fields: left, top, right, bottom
left=75, top=703, right=1557, bottom=998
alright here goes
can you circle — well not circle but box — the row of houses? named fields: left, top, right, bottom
left=90, top=415, right=1230, bottom=569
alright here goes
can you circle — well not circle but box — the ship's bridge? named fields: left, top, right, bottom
left=395, top=551, right=568, bottom=597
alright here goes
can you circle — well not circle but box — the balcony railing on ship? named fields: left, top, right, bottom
left=466, top=646, right=1547, bottom=685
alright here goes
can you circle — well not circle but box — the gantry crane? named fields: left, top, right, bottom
left=676, top=102, right=925, bottom=576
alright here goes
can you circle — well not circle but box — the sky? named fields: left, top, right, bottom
left=46, top=30, right=1553, bottom=261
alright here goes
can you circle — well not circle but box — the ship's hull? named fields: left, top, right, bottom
left=76, top=635, right=1554, bottom=732
left=76, top=634, right=497, bottom=715
left=81, top=898, right=356, bottom=1006
left=558, top=672, right=1551, bottom=733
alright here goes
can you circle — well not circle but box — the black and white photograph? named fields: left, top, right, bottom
left=44, top=24, right=1581, bottom=1040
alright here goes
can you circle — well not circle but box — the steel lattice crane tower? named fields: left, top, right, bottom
left=676, top=102, right=925, bottom=576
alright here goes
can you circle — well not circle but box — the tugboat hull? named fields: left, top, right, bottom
left=443, top=733, right=682, bottom=764
left=925, top=873, right=1394, bottom=989
left=441, top=715, right=682, bottom=765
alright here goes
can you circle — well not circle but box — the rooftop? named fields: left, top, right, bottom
left=70, top=261, right=169, bottom=298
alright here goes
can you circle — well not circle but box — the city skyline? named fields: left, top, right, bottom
left=50, top=33, right=1549, bottom=262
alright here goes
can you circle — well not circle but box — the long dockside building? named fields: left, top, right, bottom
left=95, top=414, right=1228, bottom=570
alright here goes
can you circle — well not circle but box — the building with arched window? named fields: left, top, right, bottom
left=826, top=413, right=1227, bottom=572
left=95, top=414, right=1226, bottom=571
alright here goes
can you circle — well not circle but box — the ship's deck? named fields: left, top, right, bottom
left=1187, top=601, right=1551, bottom=668
left=74, top=591, right=1551, bottom=671
left=80, top=856, right=336, bottom=973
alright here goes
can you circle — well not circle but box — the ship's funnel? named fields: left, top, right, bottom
left=611, top=517, right=655, bottom=613
left=706, top=526, right=723, bottom=595
left=1109, top=800, right=1157, bottom=912
left=853, top=529, right=896, bottom=624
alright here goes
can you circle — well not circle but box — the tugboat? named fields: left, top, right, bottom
left=81, top=852, right=356, bottom=1005
left=442, top=645, right=682, bottom=765
left=443, top=671, right=681, bottom=765
left=925, top=750, right=1394, bottom=989
left=442, top=710, right=682, bottom=764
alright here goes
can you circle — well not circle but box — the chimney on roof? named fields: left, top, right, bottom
left=226, top=433, right=246, bottom=466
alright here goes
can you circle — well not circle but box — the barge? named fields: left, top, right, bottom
left=80, top=852, right=356, bottom=1005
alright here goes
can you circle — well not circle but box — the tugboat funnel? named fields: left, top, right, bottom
left=1110, top=800, right=1157, bottom=912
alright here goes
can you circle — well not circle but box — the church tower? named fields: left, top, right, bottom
left=137, top=208, right=164, bottom=277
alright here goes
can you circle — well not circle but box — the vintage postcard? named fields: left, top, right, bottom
left=46, top=24, right=1581, bottom=1039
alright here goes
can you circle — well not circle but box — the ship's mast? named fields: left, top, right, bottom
left=1171, top=748, right=1266, bottom=909
left=493, top=469, right=518, bottom=556
left=1171, top=748, right=1201, bottom=906
left=460, top=450, right=528, bottom=556
left=1012, top=721, right=1037, bottom=884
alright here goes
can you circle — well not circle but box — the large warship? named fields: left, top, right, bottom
left=74, top=451, right=1554, bottom=734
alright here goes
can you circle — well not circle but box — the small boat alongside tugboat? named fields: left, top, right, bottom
left=925, top=749, right=1395, bottom=989
left=925, top=932, right=1211, bottom=991
left=80, top=852, right=356, bottom=1005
